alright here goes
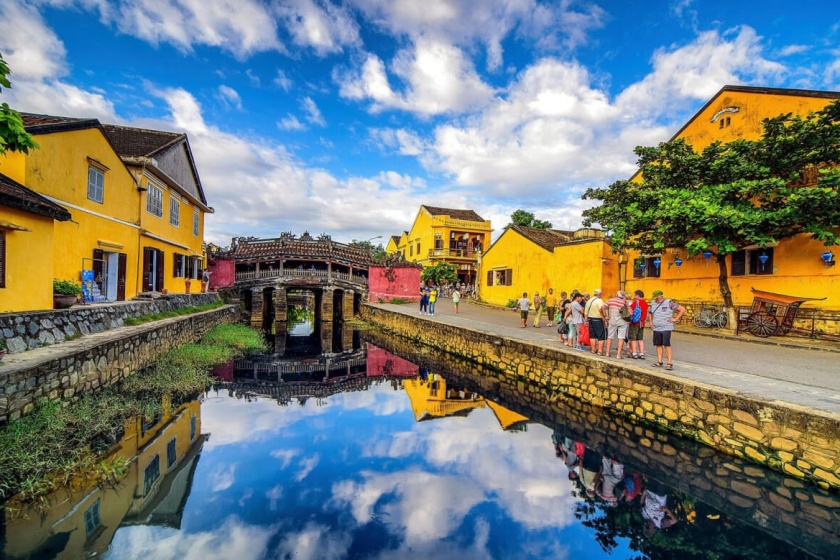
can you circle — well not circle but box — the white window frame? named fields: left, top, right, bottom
left=170, top=197, right=180, bottom=226
left=147, top=182, right=163, bottom=217
left=87, top=166, right=105, bottom=203
left=193, top=207, right=200, bottom=236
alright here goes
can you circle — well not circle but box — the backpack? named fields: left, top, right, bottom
left=631, top=304, right=642, bottom=324
left=620, top=304, right=632, bottom=322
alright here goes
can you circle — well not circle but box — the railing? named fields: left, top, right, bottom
left=233, top=357, right=368, bottom=375
left=427, top=248, right=481, bottom=260
left=235, top=268, right=367, bottom=285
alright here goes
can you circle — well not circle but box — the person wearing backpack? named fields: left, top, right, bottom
left=628, top=289, right=648, bottom=359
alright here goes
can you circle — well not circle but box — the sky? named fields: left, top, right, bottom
left=1, top=1, right=839, bottom=246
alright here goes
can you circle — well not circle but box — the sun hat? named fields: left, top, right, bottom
left=652, top=290, right=664, bottom=298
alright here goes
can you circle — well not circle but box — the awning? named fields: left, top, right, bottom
left=0, top=220, right=31, bottom=232
left=98, top=239, right=124, bottom=249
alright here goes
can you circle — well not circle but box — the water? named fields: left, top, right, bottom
left=3, top=325, right=839, bottom=559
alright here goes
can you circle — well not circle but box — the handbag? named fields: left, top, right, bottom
left=578, top=322, right=591, bottom=346
left=557, top=321, right=569, bottom=335
left=620, top=304, right=631, bottom=322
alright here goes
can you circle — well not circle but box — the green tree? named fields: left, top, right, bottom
left=506, top=209, right=553, bottom=229
left=421, top=262, right=458, bottom=285
left=582, top=100, right=840, bottom=322
left=349, top=239, right=387, bottom=260
left=0, top=51, right=38, bottom=155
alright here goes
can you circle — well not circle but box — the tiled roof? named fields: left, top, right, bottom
left=101, top=124, right=184, bottom=158
left=510, top=226, right=571, bottom=251
left=230, top=235, right=375, bottom=266
left=0, top=173, right=71, bottom=221
left=422, top=205, right=485, bottom=222
left=390, top=235, right=401, bottom=246
left=20, top=113, right=99, bottom=134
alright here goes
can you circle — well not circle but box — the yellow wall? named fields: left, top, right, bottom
left=480, top=228, right=617, bottom=306
left=0, top=208, right=57, bottom=312
left=386, top=236, right=399, bottom=254
left=626, top=89, right=840, bottom=310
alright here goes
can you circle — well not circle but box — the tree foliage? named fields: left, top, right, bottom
left=506, top=209, right=553, bottom=230
left=582, top=100, right=840, bottom=307
left=0, top=51, right=38, bottom=155
left=349, top=239, right=387, bottom=260
left=421, top=262, right=458, bottom=285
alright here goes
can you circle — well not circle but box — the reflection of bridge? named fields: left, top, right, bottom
left=233, top=347, right=368, bottom=381
left=216, top=232, right=374, bottom=332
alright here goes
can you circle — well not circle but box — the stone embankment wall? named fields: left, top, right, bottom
left=0, top=294, right=221, bottom=353
left=0, top=305, right=238, bottom=424
left=360, top=305, right=840, bottom=491
left=362, top=328, right=840, bottom=558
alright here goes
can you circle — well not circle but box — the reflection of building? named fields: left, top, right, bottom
left=3, top=399, right=205, bottom=559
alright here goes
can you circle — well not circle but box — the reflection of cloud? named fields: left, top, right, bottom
left=270, top=448, right=300, bottom=469
left=276, top=522, right=352, bottom=560
left=266, top=484, right=283, bottom=511
left=209, top=463, right=237, bottom=492
left=109, top=516, right=276, bottom=560
left=295, top=453, right=320, bottom=482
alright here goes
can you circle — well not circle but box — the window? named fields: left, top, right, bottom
left=409, top=245, right=413, bottom=257
left=166, top=437, right=177, bottom=468
left=434, top=235, right=443, bottom=250
left=87, top=166, right=105, bottom=203
left=190, top=416, right=197, bottom=440
left=143, top=454, right=161, bottom=496
left=487, top=269, right=512, bottom=286
left=632, top=256, right=662, bottom=279
left=416, top=242, right=420, bottom=255
left=0, top=231, right=5, bottom=288
left=147, top=182, right=163, bottom=217
left=173, top=253, right=185, bottom=277
left=193, top=208, right=200, bottom=236
left=170, top=197, right=180, bottom=226
left=731, top=248, right=774, bottom=276
left=84, top=499, right=102, bottom=537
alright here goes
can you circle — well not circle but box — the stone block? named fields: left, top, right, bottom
left=6, top=337, right=26, bottom=353
left=733, top=422, right=765, bottom=442
left=770, top=437, right=798, bottom=452
left=812, top=468, right=840, bottom=487
left=744, top=446, right=766, bottom=463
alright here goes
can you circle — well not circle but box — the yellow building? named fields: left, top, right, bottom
left=0, top=173, right=72, bottom=312
left=479, top=225, right=616, bottom=307
left=0, top=113, right=212, bottom=310
left=3, top=399, right=205, bottom=559
left=624, top=86, right=840, bottom=310
left=385, top=235, right=401, bottom=254
left=392, top=205, right=492, bottom=284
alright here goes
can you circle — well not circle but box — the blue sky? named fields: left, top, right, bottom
left=1, top=1, right=838, bottom=245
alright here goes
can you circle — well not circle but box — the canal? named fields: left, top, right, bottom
left=3, top=307, right=838, bottom=559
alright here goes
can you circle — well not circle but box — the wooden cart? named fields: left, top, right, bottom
left=738, top=288, right=826, bottom=337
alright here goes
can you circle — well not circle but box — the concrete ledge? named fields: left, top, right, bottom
left=0, top=305, right=239, bottom=424
left=360, top=304, right=840, bottom=490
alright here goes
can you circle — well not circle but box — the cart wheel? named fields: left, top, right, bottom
left=747, top=312, right=778, bottom=337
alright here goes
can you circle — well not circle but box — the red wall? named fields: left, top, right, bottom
left=209, top=258, right=235, bottom=289
left=368, top=266, right=421, bottom=302
left=365, top=343, right=419, bottom=377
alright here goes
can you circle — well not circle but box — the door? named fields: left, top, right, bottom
left=143, top=247, right=154, bottom=292
left=155, top=249, right=165, bottom=292
left=117, top=253, right=127, bottom=300
left=93, top=248, right=104, bottom=294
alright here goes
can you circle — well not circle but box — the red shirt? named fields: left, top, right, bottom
left=631, top=299, right=649, bottom=325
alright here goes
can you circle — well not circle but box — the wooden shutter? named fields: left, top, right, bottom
left=505, top=269, right=513, bottom=286
left=155, top=249, right=165, bottom=291
left=731, top=251, right=746, bottom=276
left=143, top=247, right=153, bottom=291
left=486, top=271, right=493, bottom=286
left=92, top=248, right=104, bottom=291
left=117, top=253, right=127, bottom=301
left=0, top=231, right=5, bottom=288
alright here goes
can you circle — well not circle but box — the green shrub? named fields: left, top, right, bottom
left=53, top=279, right=82, bottom=296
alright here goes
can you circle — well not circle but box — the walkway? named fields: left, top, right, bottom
left=370, top=300, right=840, bottom=416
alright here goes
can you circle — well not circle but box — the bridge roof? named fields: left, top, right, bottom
left=230, top=233, right=375, bottom=266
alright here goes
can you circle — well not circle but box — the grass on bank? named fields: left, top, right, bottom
left=122, top=301, right=225, bottom=326
left=0, top=323, right=266, bottom=506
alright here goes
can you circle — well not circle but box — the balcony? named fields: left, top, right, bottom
left=427, top=248, right=482, bottom=260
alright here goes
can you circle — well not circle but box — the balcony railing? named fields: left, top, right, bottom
left=235, top=268, right=368, bottom=285
left=427, top=248, right=481, bottom=260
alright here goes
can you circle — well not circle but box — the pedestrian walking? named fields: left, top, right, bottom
left=566, top=292, right=586, bottom=349
left=452, top=287, right=461, bottom=313
left=517, top=292, right=531, bottom=328
left=629, top=290, right=648, bottom=359
left=648, top=290, right=686, bottom=370
left=545, top=288, right=557, bottom=326
left=419, top=285, right=429, bottom=315
left=584, top=289, right=608, bottom=355
left=202, top=269, right=212, bottom=293
left=533, top=292, right=544, bottom=327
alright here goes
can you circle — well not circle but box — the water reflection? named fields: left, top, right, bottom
left=3, top=399, right=205, bottom=560
left=271, top=296, right=358, bottom=357
left=4, top=338, right=837, bottom=560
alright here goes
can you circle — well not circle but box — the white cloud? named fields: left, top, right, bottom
left=302, top=96, right=326, bottom=126
left=245, top=69, right=261, bottom=87
left=208, top=463, right=237, bottom=492
left=336, top=39, right=496, bottom=115
left=276, top=522, right=352, bottom=560
left=274, top=69, right=294, bottom=91
left=778, top=44, right=811, bottom=57
left=218, top=85, right=243, bottom=110
left=277, top=0, right=361, bottom=55
left=278, top=114, right=306, bottom=131
left=369, top=128, right=427, bottom=156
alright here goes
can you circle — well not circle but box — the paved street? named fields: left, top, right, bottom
left=371, top=300, right=840, bottom=415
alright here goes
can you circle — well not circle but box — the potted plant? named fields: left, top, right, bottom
left=53, top=278, right=82, bottom=309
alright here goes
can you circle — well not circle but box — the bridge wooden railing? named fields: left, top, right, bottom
left=235, top=268, right=368, bottom=285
